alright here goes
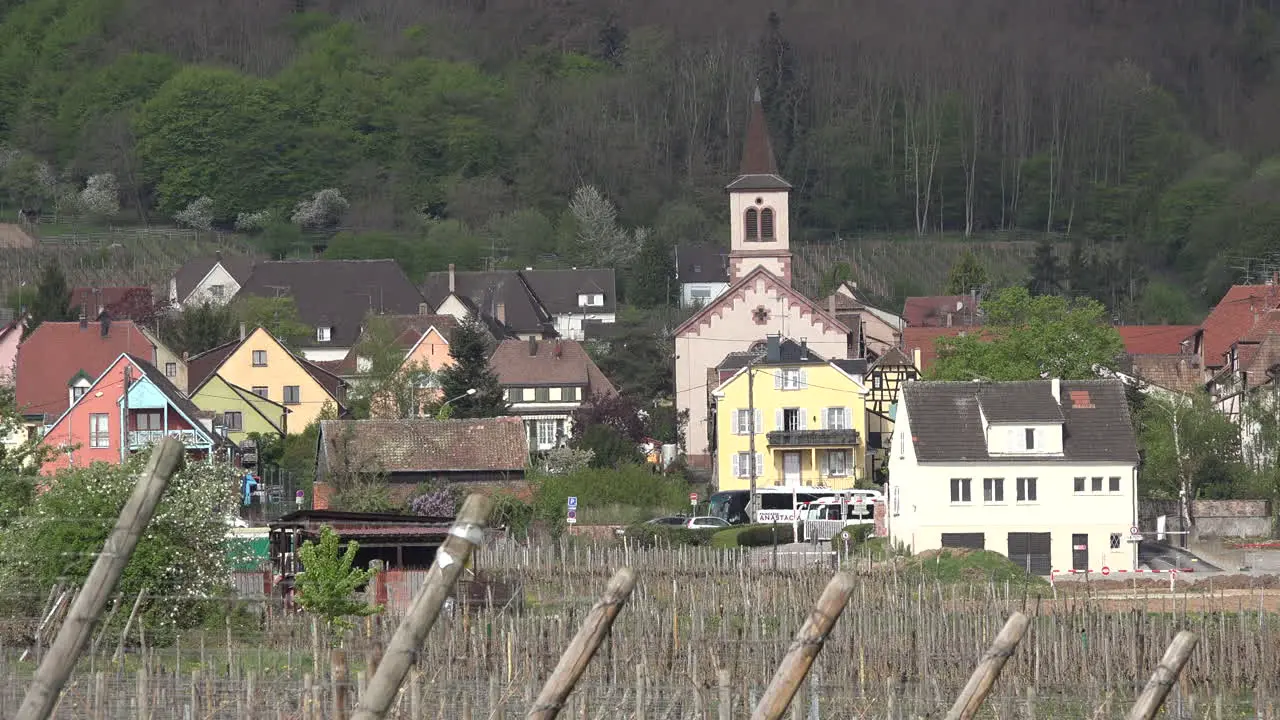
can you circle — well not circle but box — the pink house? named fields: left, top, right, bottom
left=0, top=318, right=21, bottom=385
left=41, top=353, right=222, bottom=475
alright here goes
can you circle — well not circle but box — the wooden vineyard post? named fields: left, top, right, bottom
left=351, top=494, right=493, bottom=720
left=527, top=567, right=638, bottom=720
left=943, top=613, right=1031, bottom=720
left=1126, top=631, right=1199, bottom=720
left=750, top=572, right=856, bottom=720
left=718, top=669, right=732, bottom=720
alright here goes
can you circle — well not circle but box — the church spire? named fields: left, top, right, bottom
left=739, top=86, right=779, bottom=176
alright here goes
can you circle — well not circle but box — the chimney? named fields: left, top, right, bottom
left=800, top=339, right=808, bottom=360
left=239, top=322, right=246, bottom=341
left=418, top=302, right=429, bottom=315
left=766, top=334, right=781, bottom=363
left=554, top=341, right=563, bottom=358
left=182, top=351, right=189, bottom=361
left=448, top=264, right=456, bottom=293
left=99, top=313, right=110, bottom=338
left=79, top=310, right=87, bottom=330
left=1050, top=378, right=1061, bottom=405
left=528, top=336, right=538, bottom=356
left=495, top=302, right=505, bottom=325
left=828, top=295, right=836, bottom=315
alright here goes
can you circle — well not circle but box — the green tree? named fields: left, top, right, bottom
left=158, top=301, right=237, bottom=358
left=930, top=286, right=1125, bottom=381
left=1025, top=237, right=1063, bottom=297
left=629, top=229, right=675, bottom=308
left=944, top=250, right=989, bottom=297
left=232, top=296, right=312, bottom=351
left=436, top=317, right=507, bottom=418
left=293, top=525, right=382, bottom=632
left=24, top=262, right=72, bottom=339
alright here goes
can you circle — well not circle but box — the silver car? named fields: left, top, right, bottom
left=685, top=516, right=731, bottom=530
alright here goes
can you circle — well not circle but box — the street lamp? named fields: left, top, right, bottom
left=441, top=388, right=477, bottom=407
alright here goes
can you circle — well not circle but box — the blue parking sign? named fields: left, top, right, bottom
left=567, top=496, right=578, bottom=509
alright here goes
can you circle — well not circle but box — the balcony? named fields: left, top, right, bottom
left=766, top=429, right=860, bottom=447
left=129, top=429, right=207, bottom=449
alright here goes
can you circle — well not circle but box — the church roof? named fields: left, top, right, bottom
left=727, top=87, right=791, bottom=192
left=674, top=265, right=850, bottom=338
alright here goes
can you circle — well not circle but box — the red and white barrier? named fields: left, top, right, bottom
left=1050, top=568, right=1180, bottom=590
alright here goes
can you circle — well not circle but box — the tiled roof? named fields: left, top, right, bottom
left=676, top=245, right=729, bottom=284
left=489, top=338, right=617, bottom=395
left=1121, top=354, right=1206, bottom=394
left=15, top=320, right=153, bottom=421
left=1200, top=285, right=1280, bottom=368
left=903, top=295, right=981, bottom=327
left=833, top=358, right=868, bottom=376
left=869, top=346, right=912, bottom=369
left=238, top=260, right=425, bottom=347
left=185, top=340, right=240, bottom=391
left=422, top=271, right=549, bottom=335
left=521, top=269, right=617, bottom=315
left=318, top=417, right=528, bottom=473
left=172, top=252, right=254, bottom=303
left=901, top=379, right=1138, bottom=464
left=1115, top=325, right=1200, bottom=355
left=330, top=314, right=460, bottom=377
left=902, top=327, right=991, bottom=372
left=70, top=287, right=155, bottom=319
left=725, top=87, right=791, bottom=191
left=976, top=382, right=1065, bottom=423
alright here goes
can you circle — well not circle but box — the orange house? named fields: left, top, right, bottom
left=337, top=314, right=459, bottom=419
left=41, top=353, right=223, bottom=475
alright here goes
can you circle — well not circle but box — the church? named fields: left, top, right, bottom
left=675, top=89, right=858, bottom=471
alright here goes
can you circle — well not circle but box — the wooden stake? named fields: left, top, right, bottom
left=943, top=612, right=1031, bottom=720
left=750, top=572, right=856, bottom=720
left=351, top=494, right=493, bottom=720
left=1126, top=631, right=1199, bottom=720
left=718, top=669, right=732, bottom=720
left=15, top=439, right=183, bottom=720
left=527, top=567, right=637, bottom=720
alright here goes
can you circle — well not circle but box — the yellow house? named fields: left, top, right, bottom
left=190, top=373, right=290, bottom=444
left=186, top=326, right=346, bottom=432
left=712, top=336, right=868, bottom=490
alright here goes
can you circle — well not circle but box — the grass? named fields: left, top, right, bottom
left=906, top=548, right=1050, bottom=587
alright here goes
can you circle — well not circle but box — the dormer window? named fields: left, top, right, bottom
left=317, top=326, right=332, bottom=343
left=1024, top=428, right=1035, bottom=450
left=71, top=386, right=87, bottom=403
left=577, top=294, right=604, bottom=307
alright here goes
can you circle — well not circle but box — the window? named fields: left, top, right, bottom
left=1024, top=428, right=1036, bottom=449
left=734, top=451, right=764, bottom=478
left=950, top=478, right=972, bottom=503
left=1108, top=476, right=1121, bottom=493
left=690, top=288, right=712, bottom=303
left=734, top=409, right=761, bottom=435
left=825, top=407, right=849, bottom=430
left=983, top=478, right=1005, bottom=503
left=873, top=374, right=884, bottom=389
left=1110, top=533, right=1122, bottom=549
left=826, top=450, right=849, bottom=476
left=224, top=411, right=243, bottom=431
left=71, top=386, right=87, bottom=402
left=283, top=386, right=300, bottom=405
left=252, top=350, right=267, bottom=367
left=252, top=386, right=269, bottom=398
left=577, top=294, right=604, bottom=307
left=135, top=412, right=163, bottom=431
left=316, top=326, right=332, bottom=343
left=892, top=487, right=900, bottom=516
left=1091, top=476, right=1103, bottom=493
left=744, top=208, right=759, bottom=240
left=505, top=388, right=520, bottom=402
left=535, top=419, right=562, bottom=449
left=760, top=208, right=775, bottom=239
left=778, top=368, right=804, bottom=390
left=164, top=362, right=177, bottom=378
left=209, top=285, right=224, bottom=301
left=1074, top=477, right=1085, bottom=493
left=534, top=387, right=550, bottom=402
left=782, top=408, right=801, bottom=431
left=89, top=414, right=109, bottom=448
left=1016, top=477, right=1038, bottom=502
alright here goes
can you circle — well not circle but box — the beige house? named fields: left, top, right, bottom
left=822, top=281, right=905, bottom=361
left=888, top=379, right=1140, bottom=575
left=675, top=89, right=851, bottom=470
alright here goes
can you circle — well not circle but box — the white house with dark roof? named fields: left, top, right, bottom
left=888, top=378, right=1139, bottom=575
left=675, top=244, right=730, bottom=308
left=168, top=252, right=255, bottom=307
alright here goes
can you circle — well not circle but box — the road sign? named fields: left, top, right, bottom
left=567, top=496, right=578, bottom=509
left=841, top=531, right=851, bottom=541
left=567, top=508, right=577, bottom=525
left=1130, top=525, right=1139, bottom=535
left=1100, top=566, right=1110, bottom=576
left=689, top=492, right=698, bottom=506
left=1128, top=533, right=1144, bottom=543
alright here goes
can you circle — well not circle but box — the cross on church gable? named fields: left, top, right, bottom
left=752, top=305, right=770, bottom=324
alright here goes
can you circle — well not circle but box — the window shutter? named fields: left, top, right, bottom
left=754, top=409, right=763, bottom=434
left=774, top=372, right=783, bottom=390
left=1006, top=428, right=1018, bottom=449
left=732, top=453, right=741, bottom=478
left=820, top=450, right=830, bottom=476
left=799, top=370, right=809, bottom=388
left=844, top=407, right=853, bottom=429
left=755, top=452, right=764, bottom=477
left=774, top=409, right=783, bottom=431
left=798, top=410, right=807, bottom=430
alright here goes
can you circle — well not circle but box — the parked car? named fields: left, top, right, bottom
left=646, top=516, right=690, bottom=526
left=685, top=516, right=730, bottom=530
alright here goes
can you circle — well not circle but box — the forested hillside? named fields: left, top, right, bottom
left=2, top=0, right=1279, bottom=315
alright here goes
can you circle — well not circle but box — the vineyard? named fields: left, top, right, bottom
left=3, top=541, right=1278, bottom=719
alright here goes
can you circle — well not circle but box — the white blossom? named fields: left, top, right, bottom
left=77, top=173, right=120, bottom=218
left=569, top=184, right=642, bottom=267
left=291, top=188, right=348, bottom=228
left=174, top=196, right=215, bottom=231
left=234, top=209, right=274, bottom=232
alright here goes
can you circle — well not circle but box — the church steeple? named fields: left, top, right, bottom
left=727, top=86, right=793, bottom=286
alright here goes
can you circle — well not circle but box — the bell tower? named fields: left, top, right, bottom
left=727, top=87, right=793, bottom=286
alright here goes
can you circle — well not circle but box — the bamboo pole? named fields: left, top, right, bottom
left=1126, top=631, right=1199, bottom=720
left=526, top=567, right=637, bottom=720
left=943, top=612, right=1031, bottom=720
left=750, top=572, right=856, bottom=720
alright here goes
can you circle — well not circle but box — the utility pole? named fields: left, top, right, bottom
left=120, top=365, right=132, bottom=465
left=747, top=363, right=757, bottom=523
left=16, top=439, right=185, bottom=720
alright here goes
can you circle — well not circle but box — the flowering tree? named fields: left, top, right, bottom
left=77, top=173, right=120, bottom=219
left=234, top=209, right=274, bottom=232
left=409, top=484, right=459, bottom=517
left=291, top=188, right=348, bottom=229
left=293, top=526, right=381, bottom=632
left=174, top=196, right=215, bottom=230
left=569, top=185, right=646, bottom=267
left=0, top=454, right=240, bottom=636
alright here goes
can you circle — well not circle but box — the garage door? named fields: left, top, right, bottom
left=941, top=533, right=985, bottom=550
left=1007, top=532, right=1052, bottom=575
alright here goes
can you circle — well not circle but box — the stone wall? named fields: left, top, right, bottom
left=1139, top=499, right=1275, bottom=538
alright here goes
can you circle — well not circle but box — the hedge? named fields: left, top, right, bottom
left=621, top=523, right=718, bottom=548
left=829, top=524, right=874, bottom=553
left=710, top=524, right=796, bottom=548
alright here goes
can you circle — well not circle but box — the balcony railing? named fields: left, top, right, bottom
left=766, top=429, right=860, bottom=447
left=128, top=429, right=207, bottom=448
